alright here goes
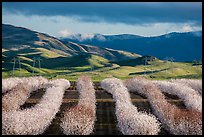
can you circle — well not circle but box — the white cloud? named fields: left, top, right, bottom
left=80, top=33, right=94, bottom=40
left=181, top=24, right=194, bottom=32
left=69, top=33, right=95, bottom=41
left=58, top=29, right=73, bottom=37
left=3, top=12, right=202, bottom=38
left=180, top=23, right=201, bottom=32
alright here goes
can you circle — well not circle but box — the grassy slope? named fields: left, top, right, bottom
left=3, top=61, right=201, bottom=81
left=54, top=62, right=202, bottom=81
left=34, top=48, right=66, bottom=58
left=2, top=49, right=202, bottom=81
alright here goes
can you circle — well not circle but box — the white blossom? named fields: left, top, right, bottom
left=2, top=78, right=70, bottom=135
left=169, top=79, right=202, bottom=95
left=2, top=76, right=48, bottom=112
left=2, top=77, right=23, bottom=93
left=60, top=76, right=96, bottom=135
left=101, top=78, right=160, bottom=135
left=124, top=77, right=202, bottom=135
left=2, top=76, right=49, bottom=93
left=153, top=80, right=202, bottom=112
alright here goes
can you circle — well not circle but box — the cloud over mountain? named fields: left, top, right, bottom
left=3, top=2, right=202, bottom=25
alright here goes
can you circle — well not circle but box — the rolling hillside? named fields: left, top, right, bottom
left=2, top=24, right=140, bottom=62
left=2, top=24, right=142, bottom=79
left=2, top=46, right=202, bottom=81
left=2, top=24, right=202, bottom=80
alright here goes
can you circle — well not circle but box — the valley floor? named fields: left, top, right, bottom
left=2, top=61, right=202, bottom=81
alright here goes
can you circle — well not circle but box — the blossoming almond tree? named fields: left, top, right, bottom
left=101, top=78, right=160, bottom=135
left=153, top=80, right=202, bottom=112
left=2, top=76, right=48, bottom=94
left=2, top=77, right=22, bottom=93
left=2, top=78, right=70, bottom=135
left=169, top=79, right=202, bottom=95
left=2, top=76, right=48, bottom=112
left=60, top=76, right=96, bottom=135
left=124, top=77, right=202, bottom=135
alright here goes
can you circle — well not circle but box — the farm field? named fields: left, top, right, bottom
left=2, top=45, right=202, bottom=81
left=2, top=58, right=202, bottom=81
left=21, top=83, right=185, bottom=135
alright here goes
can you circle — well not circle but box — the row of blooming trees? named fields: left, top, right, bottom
left=2, top=76, right=202, bottom=135
left=124, top=77, right=202, bottom=135
left=2, top=77, right=70, bottom=135
left=60, top=76, right=96, bottom=135
left=101, top=78, right=161, bottom=135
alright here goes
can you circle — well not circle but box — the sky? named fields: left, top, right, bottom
left=2, top=2, right=202, bottom=38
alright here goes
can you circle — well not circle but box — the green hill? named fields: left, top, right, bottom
left=112, top=55, right=158, bottom=66
left=2, top=51, right=202, bottom=81
left=2, top=24, right=202, bottom=81
left=2, top=24, right=140, bottom=62
left=2, top=49, right=112, bottom=78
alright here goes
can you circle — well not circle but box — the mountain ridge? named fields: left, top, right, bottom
left=60, top=31, right=202, bottom=61
left=60, top=31, right=202, bottom=40
left=2, top=24, right=141, bottom=62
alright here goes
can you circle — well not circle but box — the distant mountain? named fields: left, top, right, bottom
left=2, top=24, right=141, bottom=62
left=60, top=33, right=142, bottom=42
left=60, top=31, right=202, bottom=61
